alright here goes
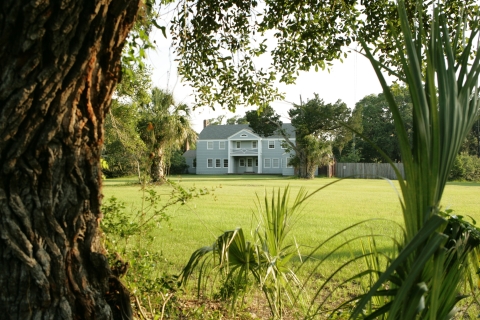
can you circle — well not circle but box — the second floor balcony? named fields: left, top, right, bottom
left=230, top=148, right=258, bottom=155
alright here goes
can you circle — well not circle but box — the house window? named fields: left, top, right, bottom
left=268, top=140, right=275, bottom=149
left=240, top=134, right=247, bottom=137
left=272, top=158, right=279, bottom=168
left=252, top=141, right=257, bottom=149
left=223, top=159, right=228, bottom=168
left=236, top=141, right=241, bottom=148
left=215, top=159, right=221, bottom=168
left=281, top=140, right=287, bottom=149
left=207, top=159, right=213, bottom=168
left=239, top=158, right=245, bottom=167
left=207, top=141, right=213, bottom=149
left=219, top=141, right=225, bottom=149
left=255, top=158, right=258, bottom=166
left=264, top=158, right=271, bottom=168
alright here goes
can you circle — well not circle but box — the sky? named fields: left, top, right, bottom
left=145, top=20, right=392, bottom=133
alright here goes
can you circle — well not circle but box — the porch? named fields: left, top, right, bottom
left=229, top=155, right=260, bottom=174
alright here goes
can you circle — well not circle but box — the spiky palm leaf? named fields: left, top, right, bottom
left=180, top=185, right=326, bottom=319
left=350, top=0, right=480, bottom=318
left=138, top=88, right=197, bottom=181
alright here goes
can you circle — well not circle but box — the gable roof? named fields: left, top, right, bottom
left=198, top=123, right=295, bottom=140
left=227, top=128, right=261, bottom=139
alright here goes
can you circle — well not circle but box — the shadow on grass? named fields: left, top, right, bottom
left=102, top=178, right=140, bottom=186
left=447, top=181, right=480, bottom=187
left=290, top=245, right=398, bottom=265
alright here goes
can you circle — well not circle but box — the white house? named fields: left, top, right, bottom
left=184, top=124, right=296, bottom=175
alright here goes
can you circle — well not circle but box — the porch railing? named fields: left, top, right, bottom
left=231, top=149, right=258, bottom=155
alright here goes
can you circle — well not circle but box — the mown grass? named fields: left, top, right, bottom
left=102, top=175, right=480, bottom=318
left=102, top=175, right=480, bottom=278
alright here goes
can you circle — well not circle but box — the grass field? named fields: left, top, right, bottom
left=102, top=175, right=480, bottom=318
left=102, top=175, right=480, bottom=276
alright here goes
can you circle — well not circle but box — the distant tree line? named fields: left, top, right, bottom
left=104, top=75, right=479, bottom=181
left=334, top=84, right=480, bottom=181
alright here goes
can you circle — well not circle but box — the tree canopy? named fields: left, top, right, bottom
left=104, top=66, right=152, bottom=177
left=171, top=0, right=479, bottom=111
left=354, top=84, right=412, bottom=162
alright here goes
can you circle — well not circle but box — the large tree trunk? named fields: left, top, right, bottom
left=296, top=149, right=313, bottom=179
left=306, top=162, right=317, bottom=179
left=0, top=1, right=139, bottom=318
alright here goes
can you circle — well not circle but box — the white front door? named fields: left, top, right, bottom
left=246, top=157, right=253, bottom=172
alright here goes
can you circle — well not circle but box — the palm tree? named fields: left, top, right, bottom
left=138, top=88, right=197, bottom=182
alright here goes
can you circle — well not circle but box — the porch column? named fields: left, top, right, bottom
left=258, top=138, right=262, bottom=173
left=228, top=141, right=232, bottom=173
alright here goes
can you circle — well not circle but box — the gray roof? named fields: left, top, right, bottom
left=198, top=123, right=295, bottom=140
left=183, top=150, right=196, bottom=158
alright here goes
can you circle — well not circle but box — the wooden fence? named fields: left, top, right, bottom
left=335, top=163, right=405, bottom=180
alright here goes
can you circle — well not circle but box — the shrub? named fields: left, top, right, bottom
left=449, top=153, right=480, bottom=181
left=101, top=181, right=211, bottom=319
left=168, top=149, right=189, bottom=174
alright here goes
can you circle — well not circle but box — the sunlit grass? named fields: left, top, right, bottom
left=102, top=175, right=480, bottom=277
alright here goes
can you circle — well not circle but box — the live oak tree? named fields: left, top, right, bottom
left=354, top=84, right=413, bottom=162
left=171, top=0, right=478, bottom=111
left=290, top=97, right=350, bottom=178
left=332, top=104, right=363, bottom=161
left=0, top=0, right=142, bottom=318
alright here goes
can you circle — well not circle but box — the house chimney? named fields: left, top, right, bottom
left=203, top=119, right=210, bottom=128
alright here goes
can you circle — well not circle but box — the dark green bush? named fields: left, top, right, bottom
left=449, top=154, right=480, bottom=181
left=168, top=149, right=189, bottom=174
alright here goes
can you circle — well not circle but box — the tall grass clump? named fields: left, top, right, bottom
left=347, top=0, right=480, bottom=318
left=179, top=186, right=323, bottom=319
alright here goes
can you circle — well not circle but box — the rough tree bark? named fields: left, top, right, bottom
left=150, top=148, right=164, bottom=183
left=0, top=0, right=140, bottom=318
left=306, top=163, right=317, bottom=179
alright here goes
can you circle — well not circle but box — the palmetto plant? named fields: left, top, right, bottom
left=347, top=0, right=480, bottom=318
left=179, top=186, right=314, bottom=319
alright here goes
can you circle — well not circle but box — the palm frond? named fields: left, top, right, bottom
left=350, top=0, right=480, bottom=318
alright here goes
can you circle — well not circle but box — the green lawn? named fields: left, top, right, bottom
left=102, top=175, right=480, bottom=275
